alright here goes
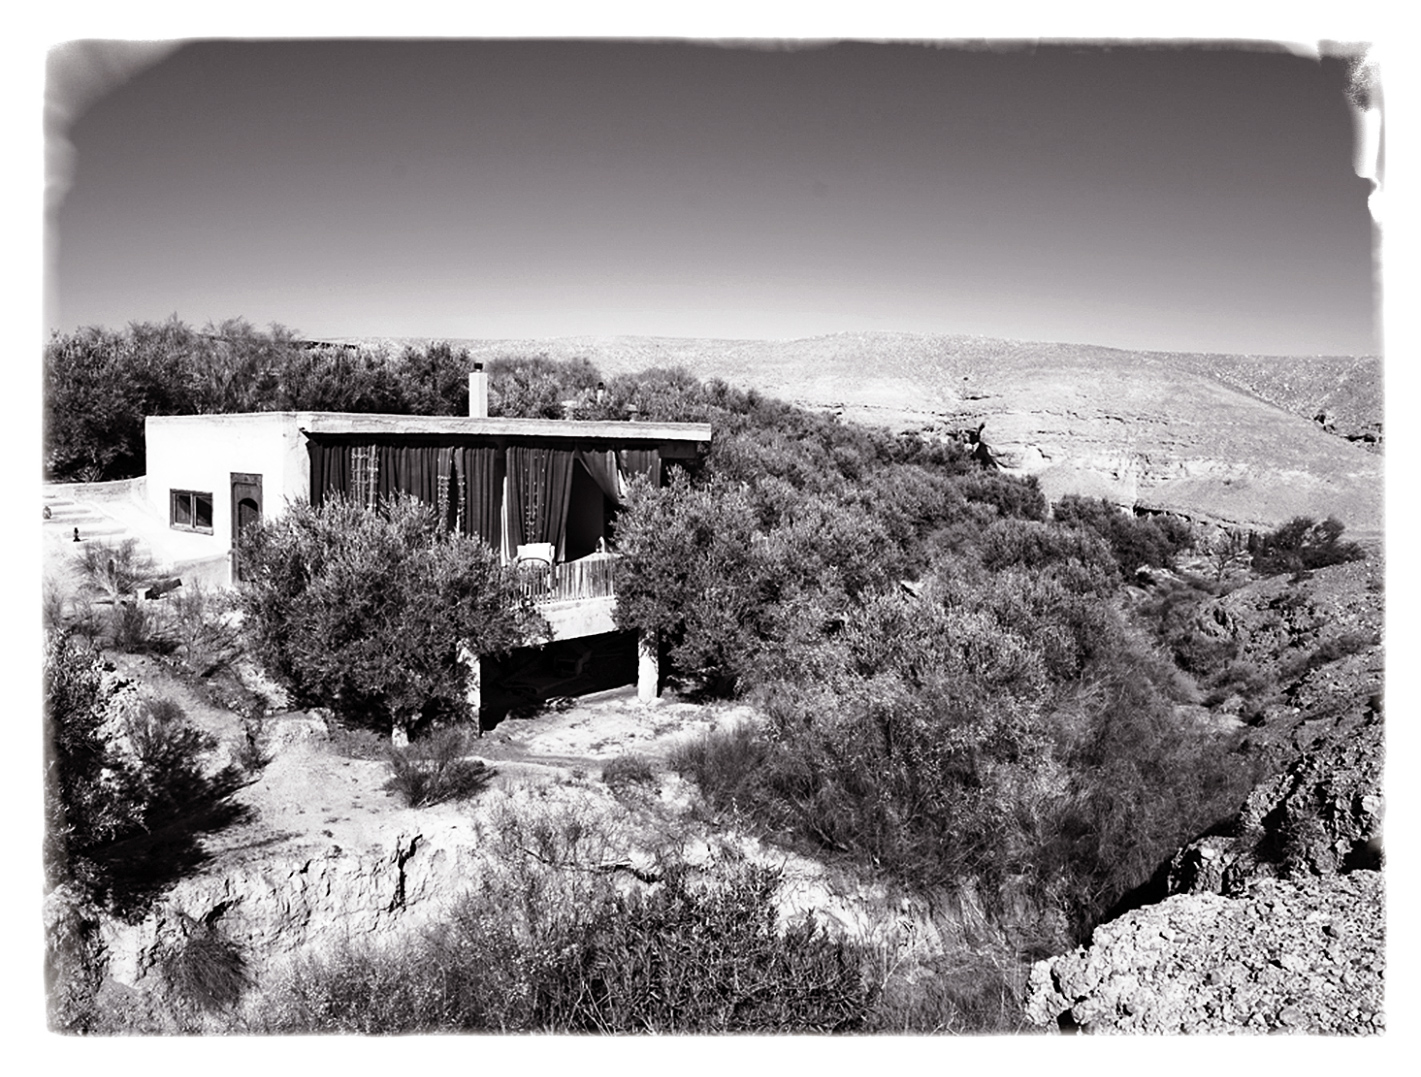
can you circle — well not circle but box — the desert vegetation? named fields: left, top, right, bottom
left=44, top=319, right=608, bottom=482
left=43, top=336, right=1376, bottom=1034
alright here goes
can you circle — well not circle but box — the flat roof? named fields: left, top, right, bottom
left=148, top=411, right=712, bottom=442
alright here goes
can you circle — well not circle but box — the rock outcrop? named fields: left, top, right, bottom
left=1168, top=709, right=1383, bottom=898
left=1024, top=871, right=1384, bottom=1034
left=96, top=830, right=484, bottom=999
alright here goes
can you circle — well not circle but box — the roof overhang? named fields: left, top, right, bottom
left=296, top=412, right=711, bottom=442
left=148, top=411, right=711, bottom=442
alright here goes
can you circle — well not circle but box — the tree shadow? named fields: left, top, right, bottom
left=83, top=772, right=256, bottom=923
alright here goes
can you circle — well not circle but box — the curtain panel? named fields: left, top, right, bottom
left=307, top=440, right=504, bottom=548
left=574, top=449, right=626, bottom=504
left=618, top=448, right=662, bottom=488
left=505, top=446, right=574, bottom=558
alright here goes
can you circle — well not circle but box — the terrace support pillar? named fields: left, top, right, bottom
left=637, top=629, right=659, bottom=703
left=460, top=645, right=483, bottom=734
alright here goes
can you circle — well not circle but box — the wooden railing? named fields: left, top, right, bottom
left=516, top=552, right=617, bottom=605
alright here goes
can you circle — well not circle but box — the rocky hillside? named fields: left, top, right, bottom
left=1024, top=558, right=1385, bottom=1035
left=336, top=331, right=1383, bottom=537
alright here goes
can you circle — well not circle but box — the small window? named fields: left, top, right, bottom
left=171, top=490, right=214, bottom=533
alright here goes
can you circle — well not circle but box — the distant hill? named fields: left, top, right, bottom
left=322, top=331, right=1383, bottom=537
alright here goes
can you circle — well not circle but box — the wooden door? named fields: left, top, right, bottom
left=230, top=472, right=263, bottom=581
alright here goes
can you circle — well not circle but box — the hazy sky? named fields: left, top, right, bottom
left=48, top=38, right=1379, bottom=355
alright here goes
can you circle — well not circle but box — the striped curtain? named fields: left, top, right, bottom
left=461, top=447, right=503, bottom=548
left=308, top=441, right=504, bottom=549
left=506, top=446, right=574, bottom=558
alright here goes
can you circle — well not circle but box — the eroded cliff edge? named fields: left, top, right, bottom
left=1025, top=693, right=1384, bottom=1034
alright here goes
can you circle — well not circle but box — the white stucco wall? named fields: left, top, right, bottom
left=144, top=413, right=311, bottom=575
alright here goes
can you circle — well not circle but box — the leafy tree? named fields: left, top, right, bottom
left=43, top=632, right=143, bottom=893
left=44, top=320, right=202, bottom=480
left=275, top=344, right=411, bottom=413
left=44, top=632, right=250, bottom=916
left=613, top=474, right=770, bottom=694
left=486, top=355, right=601, bottom=418
left=237, top=496, right=547, bottom=739
left=396, top=340, right=474, bottom=416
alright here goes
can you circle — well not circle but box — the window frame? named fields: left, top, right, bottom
left=170, top=489, right=215, bottom=534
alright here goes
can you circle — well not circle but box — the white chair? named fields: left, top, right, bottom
left=514, top=542, right=555, bottom=566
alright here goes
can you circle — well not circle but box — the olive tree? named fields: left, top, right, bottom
left=238, top=495, right=546, bottom=741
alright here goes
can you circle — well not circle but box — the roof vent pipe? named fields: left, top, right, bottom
left=469, top=363, right=488, bottom=418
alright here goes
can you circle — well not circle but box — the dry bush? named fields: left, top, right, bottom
left=253, top=848, right=874, bottom=1034
left=78, top=539, right=154, bottom=602
left=384, top=726, right=495, bottom=807
left=164, top=584, right=243, bottom=677
left=600, top=752, right=655, bottom=793
left=325, top=725, right=388, bottom=760
left=161, top=913, right=249, bottom=1013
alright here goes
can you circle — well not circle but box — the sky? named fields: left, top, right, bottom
left=46, top=37, right=1380, bottom=356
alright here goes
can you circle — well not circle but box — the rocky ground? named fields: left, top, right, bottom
left=1024, top=871, right=1384, bottom=1034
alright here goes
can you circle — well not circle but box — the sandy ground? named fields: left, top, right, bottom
left=104, top=650, right=755, bottom=874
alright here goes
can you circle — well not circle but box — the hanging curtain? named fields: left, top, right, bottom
left=307, top=441, right=350, bottom=507
left=506, top=446, right=574, bottom=558
left=376, top=443, right=401, bottom=502
left=461, top=447, right=503, bottom=548
left=574, top=449, right=626, bottom=504
left=619, top=448, right=661, bottom=488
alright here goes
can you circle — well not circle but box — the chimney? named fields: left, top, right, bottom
left=469, top=362, right=488, bottom=418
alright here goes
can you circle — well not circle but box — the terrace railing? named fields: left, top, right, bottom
left=515, top=551, right=617, bottom=605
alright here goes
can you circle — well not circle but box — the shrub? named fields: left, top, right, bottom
left=1053, top=495, right=1193, bottom=576
left=165, top=584, right=242, bottom=677
left=43, top=580, right=68, bottom=631
left=235, top=718, right=271, bottom=774
left=107, top=598, right=163, bottom=654
left=959, top=472, right=1048, bottom=521
left=44, top=884, right=106, bottom=1032
left=78, top=538, right=154, bottom=602
left=979, top=518, right=1117, bottom=584
left=384, top=727, right=495, bottom=807
left=1307, top=629, right=1377, bottom=668
left=544, top=862, right=873, bottom=1033
left=44, top=633, right=251, bottom=919
left=120, top=699, right=233, bottom=821
left=1136, top=575, right=1240, bottom=680
left=866, top=943, right=1030, bottom=1033
left=256, top=858, right=873, bottom=1034
left=669, top=724, right=780, bottom=818
left=600, top=752, right=655, bottom=793
left=43, top=632, right=144, bottom=892
left=1249, top=516, right=1365, bottom=577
